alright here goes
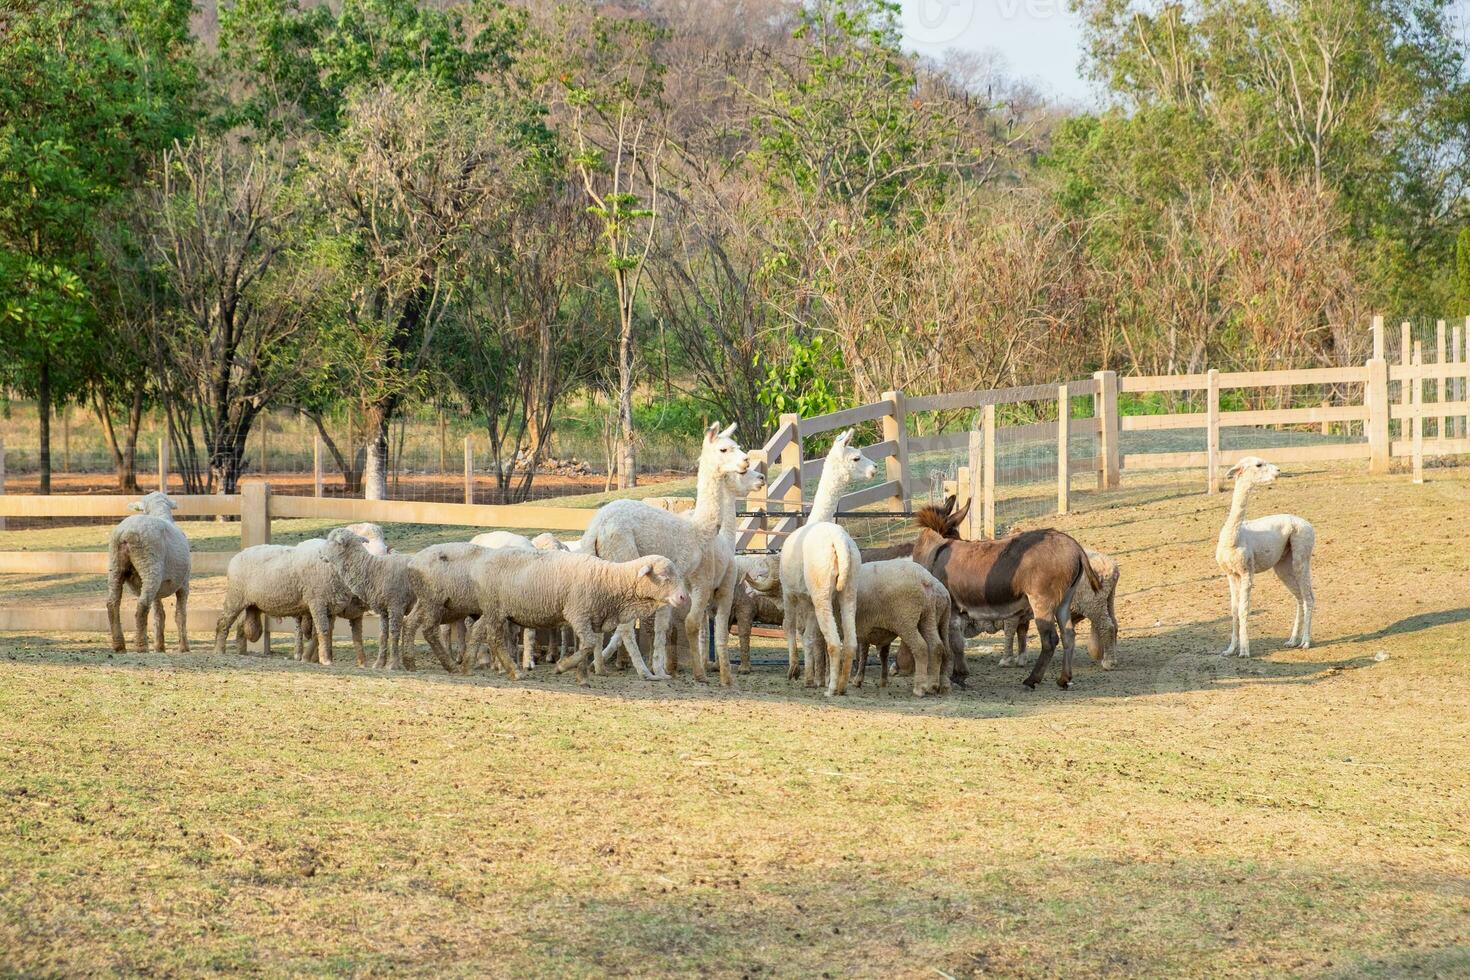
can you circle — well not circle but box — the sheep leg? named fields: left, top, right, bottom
left=214, top=596, right=246, bottom=657
left=310, top=604, right=335, bottom=666
left=175, top=587, right=190, bottom=653
left=895, top=626, right=930, bottom=697
left=411, top=608, right=457, bottom=673
left=106, top=561, right=128, bottom=653
left=878, top=642, right=891, bottom=687
left=854, top=641, right=869, bottom=688
left=737, top=607, right=753, bottom=674
left=132, top=570, right=159, bottom=654
left=471, top=616, right=520, bottom=682
left=652, top=610, right=677, bottom=677
left=1220, top=575, right=1240, bottom=656
left=521, top=626, right=536, bottom=671
left=152, top=600, right=166, bottom=653
left=350, top=616, right=365, bottom=668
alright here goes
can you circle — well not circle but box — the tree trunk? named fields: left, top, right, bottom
left=121, top=388, right=143, bottom=493
left=617, top=307, right=637, bottom=489
left=37, top=360, right=51, bottom=494
left=363, top=404, right=390, bottom=501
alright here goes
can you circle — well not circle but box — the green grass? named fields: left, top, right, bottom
left=2, top=466, right=1470, bottom=975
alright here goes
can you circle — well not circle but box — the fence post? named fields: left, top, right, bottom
left=0, top=433, right=7, bottom=532
left=61, top=406, right=69, bottom=474
left=1436, top=320, right=1447, bottom=442
left=1057, top=384, right=1070, bottom=515
left=982, top=404, right=996, bottom=539
left=157, top=433, right=169, bottom=492
left=260, top=420, right=268, bottom=477
left=1372, top=314, right=1384, bottom=361
left=1206, top=369, right=1221, bottom=494
left=1093, top=370, right=1120, bottom=490
left=880, top=389, right=910, bottom=511
left=241, top=482, right=272, bottom=653
left=1400, top=320, right=1412, bottom=426
left=779, top=413, right=803, bottom=531
left=1412, top=343, right=1424, bottom=484
left=745, top=449, right=768, bottom=550
left=1463, top=316, right=1470, bottom=440
left=967, top=429, right=983, bottom=539
left=1367, top=355, right=1391, bottom=474
left=1455, top=321, right=1465, bottom=439
left=313, top=437, right=324, bottom=498
left=1320, top=400, right=1331, bottom=436
left=463, top=436, right=474, bottom=506
left=955, top=464, right=972, bottom=538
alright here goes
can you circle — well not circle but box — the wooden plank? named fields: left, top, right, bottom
left=761, top=420, right=798, bottom=464
left=1095, top=371, right=1120, bottom=488
left=1437, top=320, right=1448, bottom=440
left=1215, top=366, right=1366, bottom=387
left=1118, top=373, right=1210, bottom=393
left=865, top=439, right=899, bottom=463
left=0, top=551, right=235, bottom=575
left=907, top=382, right=1080, bottom=414
left=266, top=495, right=596, bottom=531
left=798, top=400, right=891, bottom=437
left=765, top=466, right=797, bottom=501
left=879, top=390, right=910, bottom=510
left=1120, top=412, right=1207, bottom=432
left=837, top=480, right=902, bottom=511
left=1390, top=400, right=1470, bottom=421
left=1391, top=437, right=1470, bottom=457
left=1220, top=404, right=1366, bottom=426
left=1367, top=356, right=1390, bottom=474
left=1372, top=314, right=1384, bottom=360
left=1388, top=362, right=1467, bottom=381
left=0, top=494, right=242, bottom=518
left=1412, top=342, right=1424, bottom=484
left=1125, top=443, right=1370, bottom=471
left=1056, top=384, right=1069, bottom=515
left=982, top=406, right=996, bottom=537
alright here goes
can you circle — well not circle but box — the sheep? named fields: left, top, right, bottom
left=321, top=527, right=416, bottom=670
left=847, top=559, right=953, bottom=696
left=779, top=429, right=877, bottom=696
left=991, top=549, right=1121, bottom=670
left=1217, top=456, right=1316, bottom=657
left=403, top=542, right=494, bottom=674
left=580, top=423, right=750, bottom=685
left=471, top=530, right=534, bottom=551
left=464, top=550, right=691, bottom=686
left=214, top=540, right=364, bottom=665
left=107, top=491, right=191, bottom=654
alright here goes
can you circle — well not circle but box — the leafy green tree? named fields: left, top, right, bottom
left=0, top=0, right=198, bottom=490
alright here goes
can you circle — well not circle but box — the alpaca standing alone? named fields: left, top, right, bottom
left=1216, top=456, right=1316, bottom=658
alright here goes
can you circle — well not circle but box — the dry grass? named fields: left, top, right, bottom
left=2, top=465, right=1469, bottom=976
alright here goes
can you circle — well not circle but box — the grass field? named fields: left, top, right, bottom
left=2, top=465, right=1469, bottom=976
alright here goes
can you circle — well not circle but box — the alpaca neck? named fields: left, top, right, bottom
left=1219, top=480, right=1253, bottom=551
left=688, top=457, right=724, bottom=537
left=719, top=477, right=742, bottom=542
left=808, top=466, right=852, bottom=525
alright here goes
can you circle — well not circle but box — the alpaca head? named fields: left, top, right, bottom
left=734, top=465, right=765, bottom=495
left=701, top=422, right=749, bottom=478
left=826, top=429, right=878, bottom=484
left=128, top=491, right=177, bottom=519
left=1225, top=456, right=1280, bottom=488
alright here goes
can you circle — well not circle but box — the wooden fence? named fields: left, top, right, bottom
left=735, top=314, right=1470, bottom=547
left=1, top=314, right=1466, bottom=636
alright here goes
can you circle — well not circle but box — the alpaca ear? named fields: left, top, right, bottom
left=1225, top=461, right=1243, bottom=478
left=719, top=423, right=736, bottom=439
left=705, top=423, right=720, bottom=442
left=833, top=429, right=852, bottom=448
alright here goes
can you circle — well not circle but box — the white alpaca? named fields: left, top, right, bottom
left=579, top=423, right=749, bottom=683
left=778, top=429, right=877, bottom=696
left=1216, top=456, right=1316, bottom=658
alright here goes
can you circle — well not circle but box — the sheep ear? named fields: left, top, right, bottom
left=719, top=423, right=736, bottom=439
left=638, top=562, right=654, bottom=579
left=128, top=501, right=144, bottom=512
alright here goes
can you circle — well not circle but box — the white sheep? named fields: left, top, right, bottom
left=470, top=530, right=534, bottom=550
left=107, top=491, right=191, bottom=653
left=779, top=429, right=877, bottom=696
left=990, top=549, right=1121, bottom=670
left=1217, top=456, right=1316, bottom=657
left=403, top=542, right=494, bottom=674
left=214, top=540, right=364, bottom=664
left=732, top=553, right=781, bottom=673
left=580, top=423, right=750, bottom=685
left=466, top=550, right=691, bottom=685
left=846, top=559, right=953, bottom=696
left=321, top=527, right=416, bottom=670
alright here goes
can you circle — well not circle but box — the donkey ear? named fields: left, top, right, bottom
left=719, top=423, right=736, bottom=439
left=953, top=498, right=973, bottom=529
left=941, top=494, right=957, bottom=516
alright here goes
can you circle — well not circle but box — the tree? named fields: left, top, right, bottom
left=138, top=136, right=325, bottom=493
left=0, top=0, right=198, bottom=491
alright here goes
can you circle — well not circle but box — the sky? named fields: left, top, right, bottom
left=899, top=0, right=1093, bottom=104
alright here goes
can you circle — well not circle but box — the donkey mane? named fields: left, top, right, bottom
left=914, top=504, right=957, bottom=538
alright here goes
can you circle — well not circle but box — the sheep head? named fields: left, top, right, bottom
left=635, top=556, right=690, bottom=612
left=129, top=491, right=178, bottom=519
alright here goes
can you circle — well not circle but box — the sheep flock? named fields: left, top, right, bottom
left=104, top=423, right=1143, bottom=697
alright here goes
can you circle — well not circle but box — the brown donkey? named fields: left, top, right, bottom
left=911, top=499, right=1101, bottom=689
